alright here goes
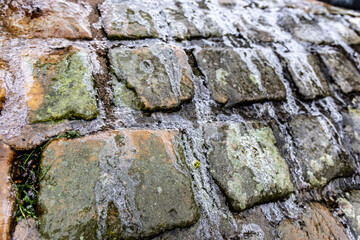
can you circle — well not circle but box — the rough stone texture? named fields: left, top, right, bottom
left=227, top=207, right=275, bottom=239
left=342, top=106, right=360, bottom=154
left=99, top=1, right=159, bottom=40
left=22, top=47, right=98, bottom=123
left=338, top=190, right=360, bottom=239
left=99, top=0, right=221, bottom=40
left=289, top=115, right=356, bottom=188
left=13, top=218, right=41, bottom=240
left=0, top=143, right=16, bottom=240
left=279, top=202, right=349, bottom=240
left=319, top=48, right=360, bottom=94
left=1, top=0, right=92, bottom=39
left=38, top=130, right=199, bottom=239
left=109, top=44, right=194, bottom=111
left=194, top=48, right=287, bottom=106
left=283, top=52, right=330, bottom=99
left=279, top=12, right=360, bottom=44
left=0, top=62, right=6, bottom=110
left=204, top=121, right=294, bottom=211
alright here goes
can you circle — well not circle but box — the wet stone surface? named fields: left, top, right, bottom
left=13, top=218, right=41, bottom=240
left=38, top=130, right=199, bottom=239
left=204, top=121, right=294, bottom=211
left=1, top=0, right=92, bottom=39
left=109, top=44, right=194, bottom=112
left=342, top=106, right=360, bottom=154
left=0, top=61, right=6, bottom=111
left=194, top=48, right=287, bottom=106
left=279, top=202, right=349, bottom=240
left=99, top=0, right=221, bottom=40
left=338, top=190, right=360, bottom=239
left=283, top=51, right=330, bottom=99
left=319, top=48, right=360, bottom=94
left=0, top=143, right=16, bottom=240
left=22, top=47, right=98, bottom=123
left=289, top=115, right=356, bottom=188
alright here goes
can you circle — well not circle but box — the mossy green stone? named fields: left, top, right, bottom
left=204, top=121, right=294, bottom=211
left=289, top=115, right=356, bottom=188
left=28, top=51, right=98, bottom=123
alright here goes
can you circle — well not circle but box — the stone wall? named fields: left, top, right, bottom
left=0, top=0, right=360, bottom=239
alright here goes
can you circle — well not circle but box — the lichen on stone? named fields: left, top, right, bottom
left=25, top=49, right=98, bottom=123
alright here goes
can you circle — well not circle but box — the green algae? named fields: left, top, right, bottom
left=29, top=51, right=98, bottom=123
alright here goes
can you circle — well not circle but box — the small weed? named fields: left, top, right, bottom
left=193, top=160, right=200, bottom=169
left=10, top=131, right=81, bottom=221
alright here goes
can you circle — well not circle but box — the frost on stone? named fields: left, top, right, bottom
left=99, top=0, right=222, bottom=40
left=204, top=121, right=294, bottom=211
left=194, top=47, right=286, bottom=106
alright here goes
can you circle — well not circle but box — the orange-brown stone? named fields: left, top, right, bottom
left=0, top=143, right=16, bottom=240
left=2, top=0, right=92, bottom=39
left=279, top=202, right=349, bottom=240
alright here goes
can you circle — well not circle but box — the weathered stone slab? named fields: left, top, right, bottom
left=99, top=0, right=159, bottom=40
left=342, top=106, right=360, bottom=154
left=99, top=0, right=222, bottom=40
left=279, top=11, right=360, bottom=44
left=1, top=0, right=92, bottom=39
left=0, top=143, right=16, bottom=240
left=38, top=130, right=199, bottom=239
left=283, top=51, right=330, bottom=99
left=279, top=202, right=349, bottom=240
left=13, top=219, right=41, bottom=240
left=289, top=115, right=356, bottom=188
left=319, top=48, right=360, bottom=94
left=194, top=48, right=286, bottom=106
left=22, top=47, right=98, bottom=123
left=338, top=190, right=360, bottom=239
left=109, top=44, right=194, bottom=111
left=204, top=121, right=294, bottom=211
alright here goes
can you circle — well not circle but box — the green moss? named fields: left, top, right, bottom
left=29, top=51, right=98, bottom=123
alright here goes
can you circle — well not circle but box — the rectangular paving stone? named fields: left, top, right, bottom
left=289, top=115, right=356, bottom=188
left=319, top=47, right=360, bottom=94
left=1, top=0, right=92, bottom=39
left=283, top=51, right=330, bottom=99
left=109, top=44, right=194, bottom=112
left=22, top=47, right=98, bottom=123
left=204, top=121, right=294, bottom=211
left=99, top=0, right=222, bottom=40
left=38, top=130, right=199, bottom=239
left=0, top=143, right=16, bottom=240
left=194, top=48, right=287, bottom=106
